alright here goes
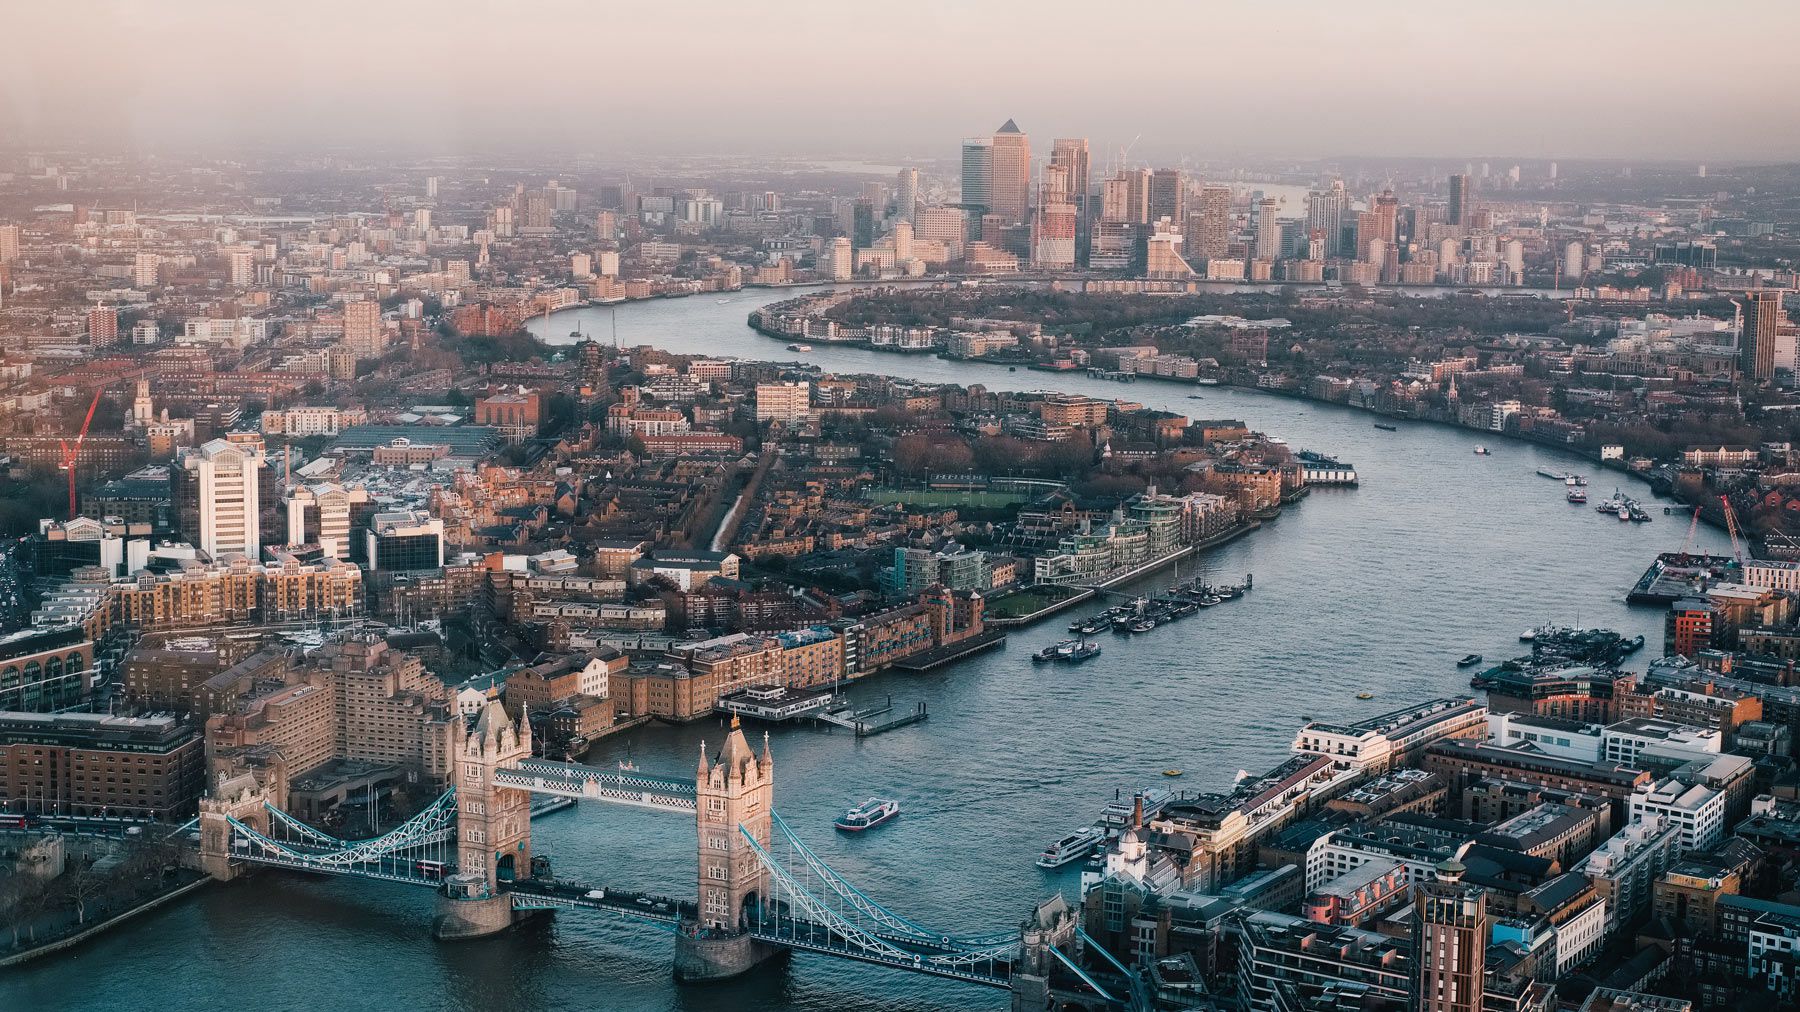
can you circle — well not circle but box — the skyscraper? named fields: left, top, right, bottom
left=1306, top=182, right=1347, bottom=258
left=1252, top=197, right=1281, bottom=261
left=1187, top=185, right=1232, bottom=264
left=1148, top=169, right=1185, bottom=226
left=851, top=199, right=875, bottom=250
left=988, top=119, right=1030, bottom=225
left=1742, top=289, right=1785, bottom=385
left=0, top=224, right=19, bottom=263
left=960, top=137, right=993, bottom=239
left=1412, top=860, right=1486, bottom=1012
left=894, top=167, right=918, bottom=224
left=1049, top=139, right=1090, bottom=264
left=1032, top=166, right=1076, bottom=269
left=1123, top=168, right=1152, bottom=225
left=1447, top=174, right=1471, bottom=226
left=1373, top=191, right=1399, bottom=244
left=183, top=438, right=265, bottom=560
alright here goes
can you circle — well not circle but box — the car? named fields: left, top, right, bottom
left=634, top=896, right=654, bottom=906
left=585, top=889, right=606, bottom=900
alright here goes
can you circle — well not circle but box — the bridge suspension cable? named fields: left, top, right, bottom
left=741, top=823, right=1016, bottom=984
left=224, top=788, right=459, bottom=884
left=767, top=809, right=1018, bottom=948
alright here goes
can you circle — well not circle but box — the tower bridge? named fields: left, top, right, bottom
left=196, top=701, right=1137, bottom=1009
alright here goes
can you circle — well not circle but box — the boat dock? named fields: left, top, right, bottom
left=1626, top=552, right=1740, bottom=604
left=890, top=629, right=1007, bottom=671
left=815, top=697, right=929, bottom=737
left=716, top=684, right=838, bottom=723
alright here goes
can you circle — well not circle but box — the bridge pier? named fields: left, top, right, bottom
left=672, top=925, right=782, bottom=982
left=432, top=875, right=517, bottom=940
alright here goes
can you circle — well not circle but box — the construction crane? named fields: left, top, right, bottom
left=58, top=388, right=104, bottom=520
left=1679, top=506, right=1703, bottom=558
left=1720, top=494, right=1746, bottom=568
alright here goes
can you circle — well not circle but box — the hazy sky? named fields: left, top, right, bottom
left=6, top=1, right=1800, bottom=163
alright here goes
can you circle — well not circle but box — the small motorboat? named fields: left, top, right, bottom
left=1162, top=769, right=1184, bottom=778
left=1373, top=422, right=1398, bottom=431
left=1473, top=445, right=1492, bottom=455
left=835, top=797, right=900, bottom=832
left=1457, top=654, right=1483, bottom=668
left=1356, top=692, right=1374, bottom=700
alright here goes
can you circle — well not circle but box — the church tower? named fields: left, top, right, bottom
left=695, top=717, right=773, bottom=931
left=131, top=378, right=154, bottom=426
left=455, top=700, right=533, bottom=893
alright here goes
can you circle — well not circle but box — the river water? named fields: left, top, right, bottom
left=4, top=288, right=1728, bottom=1012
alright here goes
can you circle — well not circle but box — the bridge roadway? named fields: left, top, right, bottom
left=494, top=758, right=698, bottom=813
left=504, top=878, right=1014, bottom=988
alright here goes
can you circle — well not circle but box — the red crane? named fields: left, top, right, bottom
left=58, top=388, right=104, bottom=520
left=1720, top=494, right=1746, bottom=568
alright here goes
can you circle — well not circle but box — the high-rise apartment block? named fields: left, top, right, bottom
left=1187, top=185, right=1232, bottom=263
left=894, top=167, right=918, bottom=223
left=755, top=381, right=812, bottom=424
left=87, top=305, right=118, bottom=347
left=1741, top=289, right=1785, bottom=385
left=132, top=252, right=160, bottom=288
left=1050, top=138, right=1090, bottom=262
left=343, top=298, right=385, bottom=359
left=182, top=438, right=265, bottom=560
left=1252, top=197, right=1282, bottom=262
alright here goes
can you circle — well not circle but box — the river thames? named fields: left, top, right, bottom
left=3, top=287, right=1729, bottom=1012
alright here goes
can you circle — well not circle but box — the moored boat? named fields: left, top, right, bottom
left=835, top=797, right=900, bottom=832
left=1037, top=827, right=1106, bottom=869
left=1567, top=489, right=1587, bottom=504
left=1058, top=640, right=1102, bottom=664
left=1457, top=653, right=1483, bottom=668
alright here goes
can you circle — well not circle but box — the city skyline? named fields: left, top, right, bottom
left=5, top=1, right=1800, bottom=162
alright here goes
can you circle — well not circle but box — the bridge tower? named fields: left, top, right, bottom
left=197, top=768, right=280, bottom=880
left=674, top=716, right=780, bottom=982
left=434, top=700, right=533, bottom=940
left=1010, top=894, right=1107, bottom=1012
